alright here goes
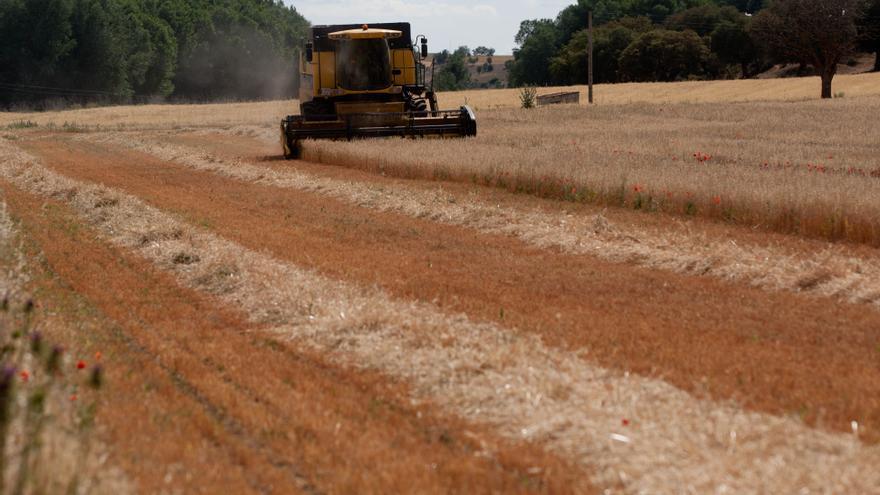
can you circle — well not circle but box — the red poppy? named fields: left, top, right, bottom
left=94, top=351, right=102, bottom=361
left=622, top=418, right=630, bottom=426
left=20, top=370, right=29, bottom=382
left=76, top=360, right=86, bottom=370
left=70, top=394, right=77, bottom=402
left=712, top=196, right=722, bottom=206
left=633, top=184, right=643, bottom=193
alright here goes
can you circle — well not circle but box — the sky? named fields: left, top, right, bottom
left=286, top=1, right=574, bottom=55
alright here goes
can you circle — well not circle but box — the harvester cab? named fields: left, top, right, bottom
left=281, top=22, right=477, bottom=159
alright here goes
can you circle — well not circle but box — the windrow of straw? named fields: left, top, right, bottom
left=98, top=131, right=880, bottom=308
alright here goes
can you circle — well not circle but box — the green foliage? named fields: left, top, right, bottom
left=550, top=17, right=649, bottom=84
left=435, top=46, right=472, bottom=91
left=751, top=0, right=862, bottom=98
left=619, top=29, right=713, bottom=81
left=857, top=0, right=880, bottom=72
left=0, top=0, right=309, bottom=107
left=664, top=4, right=743, bottom=36
left=473, top=46, right=495, bottom=56
left=510, top=20, right=559, bottom=86
left=509, top=0, right=782, bottom=86
left=519, top=86, right=537, bottom=108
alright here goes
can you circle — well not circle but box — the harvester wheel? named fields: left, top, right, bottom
left=283, top=139, right=302, bottom=160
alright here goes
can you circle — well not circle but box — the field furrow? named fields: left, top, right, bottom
left=3, top=136, right=880, bottom=493
left=1, top=145, right=586, bottom=494
left=29, top=133, right=880, bottom=440
left=96, top=130, right=880, bottom=310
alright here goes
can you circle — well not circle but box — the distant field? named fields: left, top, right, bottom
left=3, top=71, right=879, bottom=129
left=440, top=71, right=880, bottom=109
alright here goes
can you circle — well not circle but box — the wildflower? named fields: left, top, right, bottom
left=622, top=418, right=630, bottom=426
left=76, top=360, right=86, bottom=370
left=712, top=196, right=722, bottom=206
left=69, top=394, right=77, bottom=402
left=19, top=370, right=29, bottom=383
left=94, top=351, right=102, bottom=361
left=633, top=184, right=643, bottom=193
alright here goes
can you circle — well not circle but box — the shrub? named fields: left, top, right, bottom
left=519, top=86, right=537, bottom=109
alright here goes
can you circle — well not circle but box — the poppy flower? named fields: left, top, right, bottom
left=712, top=196, right=722, bottom=206
left=76, top=360, right=86, bottom=370
left=20, top=370, right=29, bottom=382
left=622, top=418, right=630, bottom=426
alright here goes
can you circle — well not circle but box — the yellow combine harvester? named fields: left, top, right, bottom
left=281, top=22, right=477, bottom=159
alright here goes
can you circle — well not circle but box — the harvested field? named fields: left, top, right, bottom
left=2, top=77, right=880, bottom=493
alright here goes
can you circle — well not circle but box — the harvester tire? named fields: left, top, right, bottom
left=284, top=139, right=302, bottom=160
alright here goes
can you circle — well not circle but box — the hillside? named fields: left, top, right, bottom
left=425, top=55, right=514, bottom=89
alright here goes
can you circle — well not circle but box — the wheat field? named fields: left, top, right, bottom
left=303, top=95, right=880, bottom=245
left=5, top=73, right=879, bottom=245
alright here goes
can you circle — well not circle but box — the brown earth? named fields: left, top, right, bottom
left=18, top=135, right=880, bottom=444
left=0, top=180, right=592, bottom=494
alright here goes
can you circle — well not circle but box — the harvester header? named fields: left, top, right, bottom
left=281, top=22, right=477, bottom=159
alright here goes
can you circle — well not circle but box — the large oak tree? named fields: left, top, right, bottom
left=751, top=0, right=863, bottom=98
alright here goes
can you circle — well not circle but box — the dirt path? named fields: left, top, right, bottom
left=19, top=135, right=880, bottom=445
left=0, top=181, right=588, bottom=494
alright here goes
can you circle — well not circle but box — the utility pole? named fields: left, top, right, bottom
left=587, top=10, right=594, bottom=104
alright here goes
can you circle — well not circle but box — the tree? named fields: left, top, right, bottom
left=0, top=0, right=308, bottom=107
left=711, top=19, right=758, bottom=77
left=857, top=0, right=880, bottom=71
left=434, top=46, right=471, bottom=91
left=433, top=49, right=450, bottom=65
left=751, top=0, right=862, bottom=98
left=550, top=19, right=646, bottom=84
left=717, top=0, right=764, bottom=14
left=509, top=20, right=559, bottom=85
left=665, top=4, right=743, bottom=36
left=0, top=0, right=76, bottom=105
left=473, top=46, right=495, bottom=56
left=618, top=29, right=713, bottom=81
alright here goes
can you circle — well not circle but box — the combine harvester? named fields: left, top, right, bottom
left=281, top=22, right=477, bottom=159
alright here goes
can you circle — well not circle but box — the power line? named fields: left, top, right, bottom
left=0, top=81, right=117, bottom=96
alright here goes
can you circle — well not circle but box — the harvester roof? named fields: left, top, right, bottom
left=329, top=27, right=402, bottom=40
left=311, top=23, right=412, bottom=50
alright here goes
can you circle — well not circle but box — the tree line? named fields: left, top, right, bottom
left=0, top=0, right=309, bottom=109
left=509, top=0, right=880, bottom=98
